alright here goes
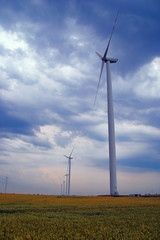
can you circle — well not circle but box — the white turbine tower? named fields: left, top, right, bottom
left=64, top=148, right=74, bottom=196
left=94, top=12, right=119, bottom=196
left=65, top=173, right=69, bottom=195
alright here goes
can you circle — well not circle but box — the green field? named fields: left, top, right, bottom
left=0, top=194, right=160, bottom=239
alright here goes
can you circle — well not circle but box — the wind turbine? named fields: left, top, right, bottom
left=64, top=148, right=74, bottom=196
left=94, top=12, right=119, bottom=196
left=63, top=178, right=65, bottom=195
left=60, top=183, right=63, bottom=195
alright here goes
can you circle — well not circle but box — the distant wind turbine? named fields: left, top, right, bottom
left=63, top=179, right=65, bottom=195
left=64, top=148, right=74, bottom=196
left=94, top=12, right=119, bottom=196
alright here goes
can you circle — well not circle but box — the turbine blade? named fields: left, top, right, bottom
left=94, top=61, right=104, bottom=106
left=69, top=148, right=74, bottom=158
left=103, top=11, right=119, bottom=59
left=95, top=52, right=102, bottom=60
left=64, top=155, right=69, bottom=159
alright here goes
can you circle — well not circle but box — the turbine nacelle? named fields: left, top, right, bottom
left=96, top=52, right=118, bottom=63
left=64, top=155, right=73, bottom=159
left=103, top=57, right=118, bottom=63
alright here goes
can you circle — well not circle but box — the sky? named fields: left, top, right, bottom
left=0, top=0, right=160, bottom=195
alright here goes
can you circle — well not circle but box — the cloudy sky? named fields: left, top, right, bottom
left=0, top=0, right=159, bottom=195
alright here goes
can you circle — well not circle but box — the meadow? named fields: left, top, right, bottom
left=0, top=194, right=160, bottom=239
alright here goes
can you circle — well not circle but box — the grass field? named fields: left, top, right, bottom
left=0, top=194, right=160, bottom=239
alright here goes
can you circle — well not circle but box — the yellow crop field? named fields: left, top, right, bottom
left=0, top=194, right=160, bottom=239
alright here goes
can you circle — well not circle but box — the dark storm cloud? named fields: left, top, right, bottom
left=119, top=156, right=160, bottom=172
left=0, top=103, right=33, bottom=136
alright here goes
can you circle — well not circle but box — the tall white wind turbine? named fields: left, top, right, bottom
left=94, top=12, right=119, bottom=196
left=64, top=148, right=74, bottom=196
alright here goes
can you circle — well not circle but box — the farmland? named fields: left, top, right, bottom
left=0, top=194, right=160, bottom=239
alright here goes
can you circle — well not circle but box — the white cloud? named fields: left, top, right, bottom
left=52, top=64, right=85, bottom=84
left=116, top=141, right=150, bottom=160
left=0, top=19, right=97, bottom=113
left=115, top=120, right=160, bottom=159
left=134, top=57, right=160, bottom=98
left=0, top=26, right=28, bottom=52
left=113, top=57, right=160, bottom=99
left=116, top=120, right=160, bottom=140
